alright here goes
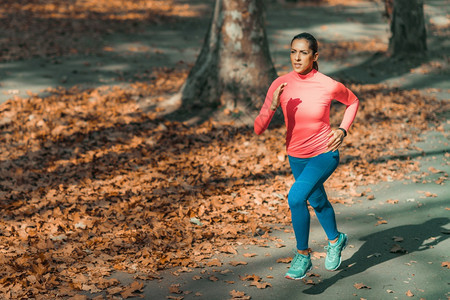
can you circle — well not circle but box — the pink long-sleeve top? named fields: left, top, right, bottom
left=254, top=69, right=359, bottom=158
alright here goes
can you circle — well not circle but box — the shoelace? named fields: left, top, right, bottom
left=325, top=244, right=339, bottom=260
left=291, top=253, right=308, bottom=270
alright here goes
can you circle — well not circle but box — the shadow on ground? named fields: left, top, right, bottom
left=303, top=217, right=450, bottom=294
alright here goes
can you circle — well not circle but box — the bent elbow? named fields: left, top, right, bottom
left=254, top=126, right=263, bottom=135
left=253, top=118, right=264, bottom=135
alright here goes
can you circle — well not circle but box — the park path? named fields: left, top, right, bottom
left=1, top=0, right=448, bottom=299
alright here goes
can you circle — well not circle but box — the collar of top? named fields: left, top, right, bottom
left=295, top=68, right=317, bottom=80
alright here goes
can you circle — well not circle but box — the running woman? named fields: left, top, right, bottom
left=254, top=32, right=359, bottom=280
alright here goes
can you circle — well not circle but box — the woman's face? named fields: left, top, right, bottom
left=290, top=39, right=318, bottom=75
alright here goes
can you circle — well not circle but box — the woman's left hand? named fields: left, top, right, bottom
left=327, top=129, right=345, bottom=152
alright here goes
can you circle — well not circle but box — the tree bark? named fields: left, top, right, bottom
left=388, top=0, right=427, bottom=56
left=383, top=0, right=393, bottom=20
left=180, top=0, right=277, bottom=119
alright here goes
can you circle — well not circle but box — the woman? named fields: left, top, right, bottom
left=254, top=32, right=359, bottom=280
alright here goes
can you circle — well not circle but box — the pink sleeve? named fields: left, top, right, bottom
left=254, top=81, right=280, bottom=135
left=333, top=81, right=359, bottom=131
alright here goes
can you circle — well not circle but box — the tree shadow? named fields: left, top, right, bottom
left=327, top=51, right=446, bottom=86
left=303, top=217, right=450, bottom=295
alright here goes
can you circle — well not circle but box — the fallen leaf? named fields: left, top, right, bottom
left=206, top=259, right=222, bottom=267
left=220, top=245, right=237, bottom=254
left=392, top=236, right=404, bottom=242
left=167, top=296, right=184, bottom=300
left=376, top=220, right=388, bottom=226
left=390, top=244, right=407, bottom=253
left=406, top=290, right=414, bottom=297
left=229, top=290, right=250, bottom=300
left=367, top=253, right=381, bottom=258
left=441, top=261, right=450, bottom=269
left=303, top=279, right=316, bottom=285
left=229, top=261, right=248, bottom=266
left=250, top=281, right=272, bottom=289
left=428, top=166, right=444, bottom=173
left=68, top=295, right=88, bottom=300
left=386, top=199, right=399, bottom=204
left=169, top=284, right=182, bottom=294
left=276, top=257, right=292, bottom=264
left=239, top=274, right=260, bottom=282
left=354, top=283, right=371, bottom=289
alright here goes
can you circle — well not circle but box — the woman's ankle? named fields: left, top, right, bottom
left=297, top=249, right=309, bottom=255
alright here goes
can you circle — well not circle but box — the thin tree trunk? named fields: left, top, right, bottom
left=388, top=0, right=427, bottom=56
left=180, top=0, right=277, bottom=121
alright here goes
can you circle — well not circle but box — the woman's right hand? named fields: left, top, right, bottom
left=270, top=83, right=287, bottom=111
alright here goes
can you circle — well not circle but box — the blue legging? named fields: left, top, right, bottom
left=288, top=150, right=340, bottom=250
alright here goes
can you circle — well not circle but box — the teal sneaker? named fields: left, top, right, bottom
left=285, top=252, right=312, bottom=280
left=325, top=232, right=348, bottom=271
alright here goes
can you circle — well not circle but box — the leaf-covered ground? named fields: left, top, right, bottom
left=1, top=0, right=449, bottom=298
left=0, top=0, right=203, bottom=62
left=0, top=66, right=447, bottom=298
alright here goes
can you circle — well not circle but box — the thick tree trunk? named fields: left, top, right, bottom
left=180, top=0, right=277, bottom=118
left=383, top=0, right=393, bottom=20
left=388, top=0, right=427, bottom=56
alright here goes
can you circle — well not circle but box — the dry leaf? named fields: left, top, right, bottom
left=392, top=236, right=404, bottom=242
left=428, top=166, right=444, bottom=173
left=229, top=261, right=248, bottom=266
left=206, top=259, right=222, bottom=267
left=220, top=245, right=237, bottom=254
left=441, top=261, right=450, bottom=269
left=276, top=257, right=292, bottom=264
left=376, top=220, right=388, bottom=226
left=169, top=284, right=182, bottom=294
left=354, top=283, right=371, bottom=289
left=390, top=244, right=407, bottom=253
left=406, top=290, right=414, bottom=297
left=386, top=199, right=399, bottom=204
left=167, top=296, right=184, bottom=300
left=239, top=274, right=261, bottom=282
left=229, top=290, right=250, bottom=300
left=303, top=279, right=316, bottom=285
left=250, top=281, right=272, bottom=289
left=68, top=295, right=88, bottom=300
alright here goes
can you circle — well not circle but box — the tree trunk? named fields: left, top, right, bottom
left=388, top=0, right=427, bottom=56
left=180, top=0, right=277, bottom=120
left=383, top=0, right=393, bottom=20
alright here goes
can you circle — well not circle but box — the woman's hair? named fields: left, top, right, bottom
left=291, top=32, right=319, bottom=71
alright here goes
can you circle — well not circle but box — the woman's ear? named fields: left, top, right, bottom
left=313, top=52, right=319, bottom=61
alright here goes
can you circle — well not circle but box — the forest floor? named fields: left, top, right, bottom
left=0, top=0, right=449, bottom=299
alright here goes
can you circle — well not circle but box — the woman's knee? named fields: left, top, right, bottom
left=287, top=188, right=308, bottom=209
